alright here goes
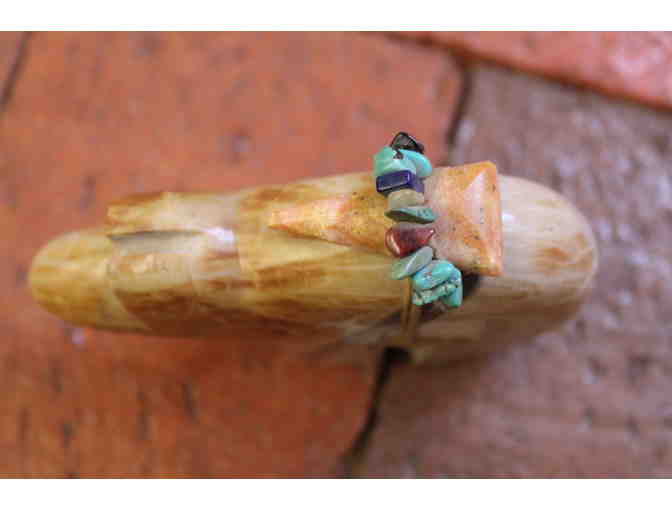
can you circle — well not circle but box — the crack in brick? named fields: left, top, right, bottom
left=0, top=32, right=31, bottom=111
left=446, top=58, right=473, bottom=162
left=341, top=34, right=472, bottom=476
left=342, top=348, right=408, bottom=477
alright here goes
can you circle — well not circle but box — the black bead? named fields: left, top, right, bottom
left=376, top=170, right=424, bottom=196
left=389, top=132, right=425, bottom=154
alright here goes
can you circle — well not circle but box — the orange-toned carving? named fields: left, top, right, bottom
left=269, top=161, right=503, bottom=276
left=29, top=168, right=596, bottom=362
left=425, top=161, right=502, bottom=276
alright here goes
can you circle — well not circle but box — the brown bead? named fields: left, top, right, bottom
left=385, top=222, right=436, bottom=257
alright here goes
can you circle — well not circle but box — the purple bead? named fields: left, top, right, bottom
left=375, top=170, right=424, bottom=196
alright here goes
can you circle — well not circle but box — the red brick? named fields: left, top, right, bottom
left=359, top=65, right=672, bottom=477
left=404, top=31, right=672, bottom=110
left=0, top=32, right=462, bottom=476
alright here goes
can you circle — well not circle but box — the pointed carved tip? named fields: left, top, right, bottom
left=268, top=163, right=504, bottom=276
left=268, top=191, right=393, bottom=254
left=268, top=197, right=347, bottom=243
left=426, top=162, right=503, bottom=276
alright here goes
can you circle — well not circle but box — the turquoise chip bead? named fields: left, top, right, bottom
left=374, top=147, right=412, bottom=177
left=412, top=260, right=461, bottom=291
left=385, top=206, right=436, bottom=224
left=412, top=281, right=461, bottom=306
left=389, top=246, right=433, bottom=280
left=440, top=283, right=463, bottom=308
left=373, top=146, right=433, bottom=178
left=400, top=149, right=433, bottom=178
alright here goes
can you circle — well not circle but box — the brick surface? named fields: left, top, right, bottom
left=404, top=31, right=672, bottom=110
left=359, top=66, right=672, bottom=477
left=0, top=32, right=461, bottom=476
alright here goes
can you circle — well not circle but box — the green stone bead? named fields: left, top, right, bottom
left=440, top=284, right=463, bottom=308
left=373, top=146, right=413, bottom=177
left=387, top=189, right=425, bottom=210
left=385, top=206, right=436, bottom=224
left=400, top=149, right=433, bottom=178
left=389, top=246, right=433, bottom=280
left=412, top=260, right=461, bottom=291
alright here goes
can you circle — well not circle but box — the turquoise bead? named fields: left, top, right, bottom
left=385, top=206, right=436, bottom=224
left=400, top=149, right=432, bottom=178
left=373, top=146, right=433, bottom=178
left=389, top=246, right=433, bottom=280
left=410, top=262, right=463, bottom=306
left=412, top=283, right=453, bottom=305
left=440, top=284, right=463, bottom=308
left=374, top=147, right=412, bottom=177
left=412, top=281, right=460, bottom=306
left=412, top=261, right=461, bottom=291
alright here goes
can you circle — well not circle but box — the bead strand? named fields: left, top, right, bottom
left=373, top=132, right=463, bottom=308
